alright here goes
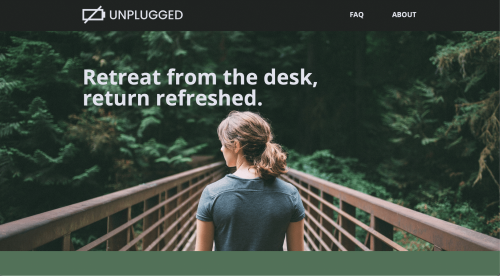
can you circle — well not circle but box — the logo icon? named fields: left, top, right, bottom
left=82, top=6, right=105, bottom=24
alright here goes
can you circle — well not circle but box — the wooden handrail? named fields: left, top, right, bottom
left=285, top=168, right=500, bottom=251
left=282, top=174, right=406, bottom=251
left=0, top=162, right=225, bottom=251
left=1, top=160, right=498, bottom=252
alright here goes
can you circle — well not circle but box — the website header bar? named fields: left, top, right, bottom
left=1, top=0, right=498, bottom=31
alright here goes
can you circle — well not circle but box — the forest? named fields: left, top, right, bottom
left=0, top=31, right=498, bottom=249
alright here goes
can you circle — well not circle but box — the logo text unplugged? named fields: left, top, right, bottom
left=82, top=6, right=183, bottom=23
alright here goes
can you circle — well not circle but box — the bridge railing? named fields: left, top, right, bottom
left=1, top=161, right=499, bottom=251
left=281, top=169, right=500, bottom=251
left=0, top=161, right=226, bottom=251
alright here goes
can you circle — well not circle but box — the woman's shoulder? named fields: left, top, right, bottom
left=268, top=177, right=300, bottom=196
left=202, top=174, right=238, bottom=196
left=203, top=174, right=298, bottom=197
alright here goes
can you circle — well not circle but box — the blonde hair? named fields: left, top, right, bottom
left=217, top=111, right=287, bottom=180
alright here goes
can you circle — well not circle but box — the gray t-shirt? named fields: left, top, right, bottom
left=196, top=174, right=305, bottom=251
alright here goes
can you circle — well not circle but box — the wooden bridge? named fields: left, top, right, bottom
left=0, top=161, right=498, bottom=251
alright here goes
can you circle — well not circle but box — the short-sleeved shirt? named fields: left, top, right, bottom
left=196, top=174, right=305, bottom=251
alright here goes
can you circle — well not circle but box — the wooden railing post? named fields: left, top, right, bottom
left=309, top=186, right=320, bottom=250
left=318, top=190, right=323, bottom=251
left=107, top=208, right=129, bottom=251
left=370, top=214, right=393, bottom=251
left=340, top=200, right=356, bottom=251
left=172, top=184, right=183, bottom=249
left=126, top=207, right=137, bottom=251
left=162, top=187, right=178, bottom=251
left=143, top=195, right=160, bottom=250
left=62, top=233, right=72, bottom=251
left=300, top=180, right=312, bottom=250
left=322, top=193, right=336, bottom=251
left=180, top=180, right=192, bottom=243
left=182, top=179, right=195, bottom=250
left=156, top=191, right=168, bottom=251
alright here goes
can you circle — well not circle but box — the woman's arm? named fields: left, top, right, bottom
left=286, top=218, right=305, bottom=251
left=195, top=219, right=214, bottom=251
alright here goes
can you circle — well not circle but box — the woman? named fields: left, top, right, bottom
left=195, top=111, right=305, bottom=251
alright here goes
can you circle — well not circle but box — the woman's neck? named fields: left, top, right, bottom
left=233, top=155, right=259, bottom=179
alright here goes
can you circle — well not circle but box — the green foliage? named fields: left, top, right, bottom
left=393, top=230, right=433, bottom=251
left=416, top=201, right=499, bottom=236
left=378, top=31, right=499, bottom=237
left=0, top=31, right=208, bottom=227
left=287, top=149, right=390, bottom=199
